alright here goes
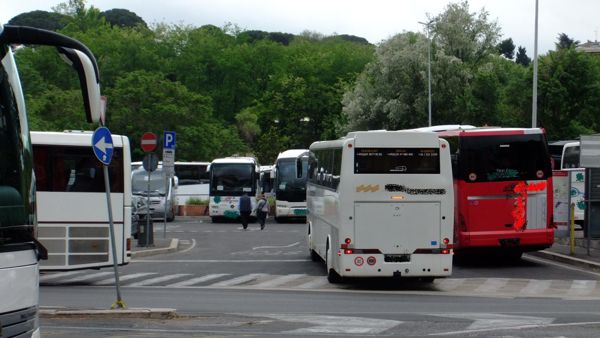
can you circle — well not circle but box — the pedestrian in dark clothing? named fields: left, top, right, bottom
left=255, top=193, right=268, bottom=230
left=238, top=193, right=252, bottom=230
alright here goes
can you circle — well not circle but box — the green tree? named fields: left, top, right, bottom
left=497, top=38, right=515, bottom=59
left=106, top=70, right=247, bottom=160
left=101, top=9, right=147, bottom=29
left=432, top=1, right=501, bottom=66
left=555, top=33, right=580, bottom=50
left=515, top=46, right=531, bottom=66
left=8, top=10, right=67, bottom=31
left=537, top=48, right=598, bottom=139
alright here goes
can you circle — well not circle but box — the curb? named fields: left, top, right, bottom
left=40, top=307, right=176, bottom=319
left=131, top=238, right=179, bottom=258
left=527, top=250, right=600, bottom=271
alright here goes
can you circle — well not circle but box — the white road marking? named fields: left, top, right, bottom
left=93, top=273, right=158, bottom=286
left=435, top=278, right=466, bottom=291
left=133, top=259, right=311, bottom=263
left=474, top=278, right=509, bottom=293
left=210, top=273, right=265, bottom=287
left=296, top=277, right=330, bottom=289
left=429, top=313, right=554, bottom=336
left=166, top=273, right=231, bottom=287
left=257, top=314, right=402, bottom=334
left=177, top=238, right=197, bottom=254
left=254, top=274, right=306, bottom=288
left=567, top=280, right=597, bottom=296
left=61, top=272, right=114, bottom=283
left=40, top=270, right=85, bottom=282
left=127, top=274, right=192, bottom=286
left=519, top=279, right=552, bottom=296
left=252, top=242, right=300, bottom=250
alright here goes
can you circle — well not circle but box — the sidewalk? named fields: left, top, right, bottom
left=529, top=230, right=600, bottom=272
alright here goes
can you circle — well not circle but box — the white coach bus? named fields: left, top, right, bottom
left=208, top=156, right=260, bottom=222
left=32, top=131, right=132, bottom=270
left=307, top=130, right=454, bottom=283
left=273, top=149, right=309, bottom=222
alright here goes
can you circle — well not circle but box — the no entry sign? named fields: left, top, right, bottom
left=141, top=132, right=157, bottom=152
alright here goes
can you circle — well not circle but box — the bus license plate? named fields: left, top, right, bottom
left=384, top=254, right=411, bottom=263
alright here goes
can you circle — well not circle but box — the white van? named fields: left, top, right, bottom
left=131, top=167, right=178, bottom=222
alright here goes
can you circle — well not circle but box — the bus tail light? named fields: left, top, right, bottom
left=344, top=249, right=354, bottom=255
left=341, top=237, right=352, bottom=249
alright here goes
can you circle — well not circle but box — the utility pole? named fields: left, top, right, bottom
left=532, top=0, right=539, bottom=128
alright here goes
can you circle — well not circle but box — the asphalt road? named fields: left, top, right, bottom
left=39, top=217, right=600, bottom=337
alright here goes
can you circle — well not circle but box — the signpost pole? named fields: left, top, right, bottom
left=92, top=126, right=125, bottom=309
left=146, top=168, right=152, bottom=247
left=103, top=164, right=124, bottom=308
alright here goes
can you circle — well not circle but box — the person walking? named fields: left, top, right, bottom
left=238, top=193, right=252, bottom=230
left=255, top=193, right=269, bottom=230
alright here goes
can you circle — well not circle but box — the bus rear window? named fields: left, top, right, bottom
left=354, top=148, right=440, bottom=174
left=459, top=134, right=551, bottom=182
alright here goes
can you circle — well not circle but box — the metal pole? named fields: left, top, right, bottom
left=427, top=26, right=432, bottom=127
left=532, top=0, right=539, bottom=128
left=586, top=168, right=591, bottom=256
left=163, top=173, right=168, bottom=239
left=419, top=20, right=433, bottom=127
left=103, top=165, right=125, bottom=309
left=146, top=168, right=151, bottom=247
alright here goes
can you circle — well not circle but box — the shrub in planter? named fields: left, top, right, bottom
left=181, top=198, right=208, bottom=216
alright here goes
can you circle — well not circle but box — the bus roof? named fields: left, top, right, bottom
left=311, top=130, right=440, bottom=150
left=435, top=127, right=545, bottom=137
left=276, top=149, right=308, bottom=160
left=31, top=130, right=128, bottom=147
left=210, top=156, right=258, bottom=165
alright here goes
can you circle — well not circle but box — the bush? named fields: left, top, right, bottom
left=186, top=197, right=208, bottom=205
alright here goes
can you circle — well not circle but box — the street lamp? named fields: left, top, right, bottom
left=532, top=0, right=539, bottom=128
left=418, top=20, right=433, bottom=127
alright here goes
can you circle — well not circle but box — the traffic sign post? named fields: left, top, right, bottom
left=162, top=131, right=176, bottom=238
left=91, top=127, right=124, bottom=309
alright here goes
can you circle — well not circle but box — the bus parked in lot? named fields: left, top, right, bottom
left=273, top=149, right=309, bottom=222
left=32, top=131, right=132, bottom=270
left=307, top=130, right=454, bottom=283
left=208, top=157, right=260, bottom=222
left=173, top=161, right=210, bottom=204
left=422, top=126, right=554, bottom=258
left=555, top=141, right=585, bottom=226
left=0, top=24, right=103, bottom=337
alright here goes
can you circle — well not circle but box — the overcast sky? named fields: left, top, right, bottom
left=2, top=0, right=599, bottom=55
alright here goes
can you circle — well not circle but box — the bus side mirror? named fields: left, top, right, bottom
left=58, top=47, right=102, bottom=123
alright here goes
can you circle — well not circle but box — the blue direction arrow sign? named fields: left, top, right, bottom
left=92, top=126, right=114, bottom=165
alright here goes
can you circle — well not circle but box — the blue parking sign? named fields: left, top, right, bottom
left=163, top=131, right=176, bottom=150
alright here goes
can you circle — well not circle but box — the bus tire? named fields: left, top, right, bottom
left=275, top=216, right=282, bottom=223
left=326, top=244, right=342, bottom=283
left=211, top=216, right=219, bottom=223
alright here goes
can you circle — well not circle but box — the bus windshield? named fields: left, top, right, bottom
left=210, top=164, right=255, bottom=195
left=458, top=134, right=551, bottom=182
left=275, top=158, right=308, bottom=202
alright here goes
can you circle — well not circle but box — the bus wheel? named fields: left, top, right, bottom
left=275, top=217, right=282, bottom=223
left=211, top=217, right=220, bottom=223
left=326, top=245, right=342, bottom=283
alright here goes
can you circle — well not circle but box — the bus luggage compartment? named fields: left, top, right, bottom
left=354, top=202, right=441, bottom=254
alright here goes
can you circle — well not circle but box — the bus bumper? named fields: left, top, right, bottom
left=336, top=252, right=452, bottom=278
left=457, top=228, right=554, bottom=251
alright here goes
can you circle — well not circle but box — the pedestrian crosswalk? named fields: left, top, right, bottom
left=39, top=271, right=600, bottom=299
